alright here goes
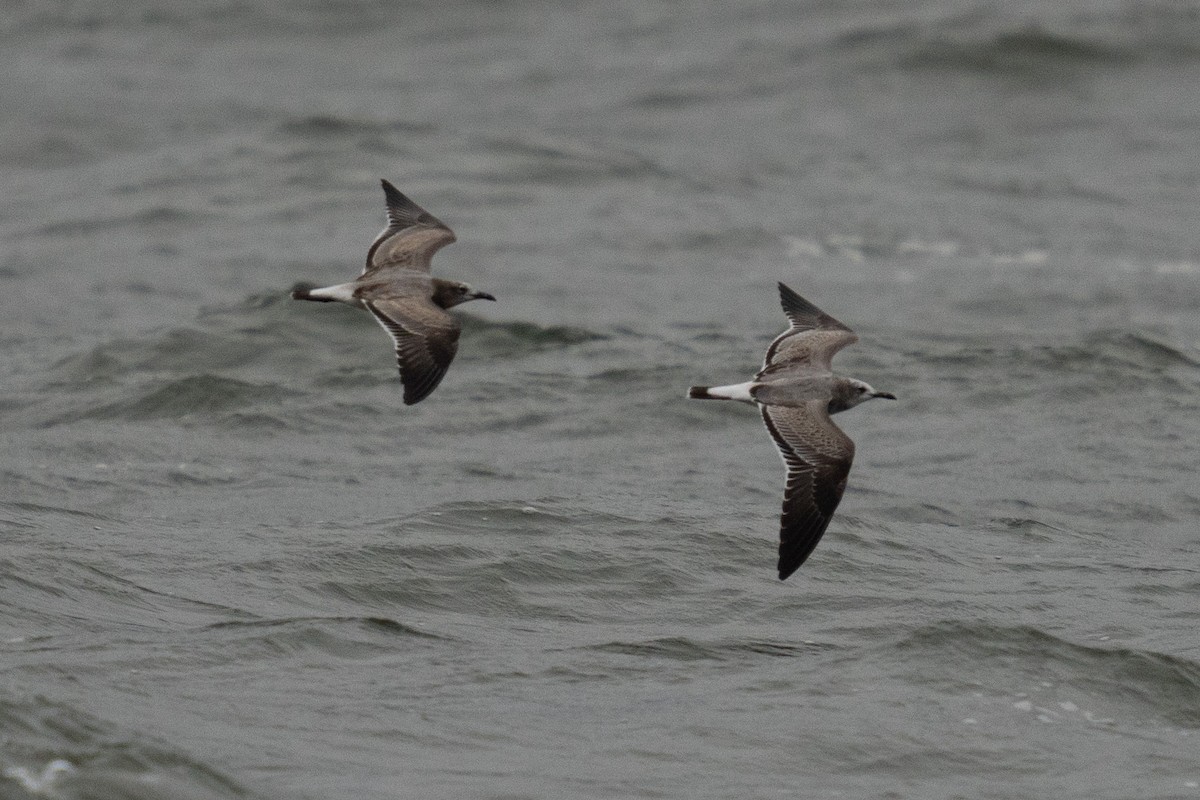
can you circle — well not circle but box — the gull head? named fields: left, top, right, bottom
left=833, top=378, right=897, bottom=413
left=433, top=280, right=497, bottom=309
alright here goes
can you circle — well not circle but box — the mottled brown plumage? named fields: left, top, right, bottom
left=291, top=180, right=494, bottom=405
left=687, top=283, right=894, bottom=579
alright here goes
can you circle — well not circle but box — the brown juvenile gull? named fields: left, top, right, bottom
left=687, top=283, right=895, bottom=580
left=291, top=180, right=495, bottom=405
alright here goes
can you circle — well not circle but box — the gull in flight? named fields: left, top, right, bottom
left=688, top=283, right=895, bottom=579
left=292, top=180, right=495, bottom=404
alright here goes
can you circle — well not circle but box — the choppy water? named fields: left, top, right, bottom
left=4, top=1, right=1200, bottom=798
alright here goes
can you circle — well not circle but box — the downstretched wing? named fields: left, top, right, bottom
left=760, top=400, right=856, bottom=580
left=761, top=282, right=858, bottom=373
left=363, top=180, right=457, bottom=276
left=365, top=297, right=462, bottom=405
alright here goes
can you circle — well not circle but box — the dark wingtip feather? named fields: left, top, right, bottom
left=777, top=281, right=823, bottom=318
left=776, top=281, right=852, bottom=332
left=777, top=549, right=808, bottom=581
left=687, top=386, right=711, bottom=399
left=378, top=178, right=448, bottom=231
left=380, top=179, right=413, bottom=216
left=776, top=522, right=833, bottom=581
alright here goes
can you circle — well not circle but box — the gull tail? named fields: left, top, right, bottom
left=290, top=282, right=355, bottom=303
left=687, top=382, right=756, bottom=402
left=290, top=284, right=325, bottom=302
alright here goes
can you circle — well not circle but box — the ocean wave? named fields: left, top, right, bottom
left=278, top=113, right=435, bottom=140
left=0, top=694, right=248, bottom=800
left=31, top=206, right=211, bottom=240
left=923, top=330, right=1199, bottom=383
left=409, top=498, right=682, bottom=537
left=1099, top=331, right=1200, bottom=369
left=837, top=4, right=1200, bottom=77
left=983, top=516, right=1064, bottom=542
left=275, top=114, right=439, bottom=160
left=49, top=331, right=265, bottom=386
left=315, top=559, right=573, bottom=621
left=473, top=135, right=675, bottom=185
left=300, top=501, right=695, bottom=620
left=937, top=173, right=1125, bottom=204
left=41, top=293, right=373, bottom=426
left=45, top=293, right=607, bottom=409
left=1028, top=330, right=1200, bottom=378
left=898, top=27, right=1137, bottom=73
left=1, top=560, right=253, bottom=637
left=0, top=500, right=114, bottom=526
left=0, top=0, right=396, bottom=37
left=192, top=615, right=449, bottom=663
left=460, top=316, right=608, bottom=356
left=51, top=319, right=292, bottom=387
left=584, top=636, right=829, bottom=663
left=41, top=375, right=298, bottom=427
left=886, top=621, right=1200, bottom=726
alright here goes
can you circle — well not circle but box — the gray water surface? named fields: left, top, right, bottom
left=3, top=2, right=1200, bottom=798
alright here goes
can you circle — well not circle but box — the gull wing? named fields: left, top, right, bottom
left=760, top=400, right=856, bottom=580
left=363, top=180, right=457, bottom=276
left=761, top=283, right=858, bottom=373
left=365, top=297, right=462, bottom=405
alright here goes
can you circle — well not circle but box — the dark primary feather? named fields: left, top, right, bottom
left=364, top=181, right=457, bottom=275
left=760, top=402, right=855, bottom=580
left=365, top=299, right=461, bottom=406
left=762, top=283, right=859, bottom=372
left=379, top=179, right=451, bottom=231
left=292, top=180, right=490, bottom=404
left=777, top=282, right=853, bottom=333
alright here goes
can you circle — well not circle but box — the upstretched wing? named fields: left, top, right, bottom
left=363, top=180, right=457, bottom=276
left=365, top=297, right=462, bottom=405
left=760, top=400, right=856, bottom=580
left=760, top=282, right=858, bottom=374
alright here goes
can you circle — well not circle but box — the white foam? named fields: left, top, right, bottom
left=896, top=238, right=959, bottom=257
left=782, top=235, right=825, bottom=260
left=3, top=759, right=75, bottom=793
left=1154, top=260, right=1200, bottom=276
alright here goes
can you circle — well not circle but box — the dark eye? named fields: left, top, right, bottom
left=458, top=286, right=468, bottom=294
